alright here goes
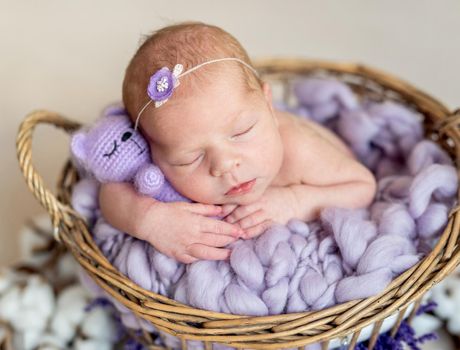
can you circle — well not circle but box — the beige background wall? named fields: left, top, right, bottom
left=1, top=0, right=459, bottom=266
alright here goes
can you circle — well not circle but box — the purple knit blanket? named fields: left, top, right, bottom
left=72, top=78, right=458, bottom=341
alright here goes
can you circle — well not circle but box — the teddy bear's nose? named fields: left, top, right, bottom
left=121, top=131, right=132, bottom=142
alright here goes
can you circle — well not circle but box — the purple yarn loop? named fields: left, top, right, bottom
left=72, top=77, right=458, bottom=348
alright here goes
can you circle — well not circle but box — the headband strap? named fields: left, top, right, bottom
left=134, top=57, right=259, bottom=130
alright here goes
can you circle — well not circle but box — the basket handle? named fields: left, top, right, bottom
left=16, top=110, right=82, bottom=240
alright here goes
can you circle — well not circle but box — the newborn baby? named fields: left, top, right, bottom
left=100, top=22, right=376, bottom=264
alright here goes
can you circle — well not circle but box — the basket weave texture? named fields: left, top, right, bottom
left=16, top=59, right=460, bottom=350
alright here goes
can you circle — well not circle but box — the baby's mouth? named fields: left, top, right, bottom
left=225, top=179, right=256, bottom=196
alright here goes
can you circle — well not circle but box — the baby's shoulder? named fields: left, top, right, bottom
left=275, top=110, right=325, bottom=158
left=272, top=111, right=317, bottom=185
left=276, top=110, right=353, bottom=159
left=272, top=109, right=355, bottom=185
left=276, top=110, right=315, bottom=139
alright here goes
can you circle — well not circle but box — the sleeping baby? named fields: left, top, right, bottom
left=99, top=21, right=376, bottom=264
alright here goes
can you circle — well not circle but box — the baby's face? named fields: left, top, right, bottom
left=139, top=73, right=284, bottom=205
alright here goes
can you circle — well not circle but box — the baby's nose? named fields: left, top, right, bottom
left=210, top=156, right=240, bottom=177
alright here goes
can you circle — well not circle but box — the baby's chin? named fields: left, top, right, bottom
left=188, top=180, right=268, bottom=205
left=216, top=190, right=265, bottom=206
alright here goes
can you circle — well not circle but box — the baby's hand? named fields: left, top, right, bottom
left=223, top=186, right=299, bottom=239
left=137, top=201, right=244, bottom=264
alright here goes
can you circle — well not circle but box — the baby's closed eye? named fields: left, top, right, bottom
left=175, top=154, right=204, bottom=167
left=169, top=120, right=258, bottom=167
left=230, top=122, right=256, bottom=139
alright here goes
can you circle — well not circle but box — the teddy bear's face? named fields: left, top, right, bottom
left=71, top=115, right=151, bottom=182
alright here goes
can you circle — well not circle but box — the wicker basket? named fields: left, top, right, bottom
left=16, top=58, right=460, bottom=350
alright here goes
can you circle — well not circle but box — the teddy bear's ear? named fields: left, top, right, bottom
left=102, top=102, right=127, bottom=117
left=70, top=131, right=88, bottom=166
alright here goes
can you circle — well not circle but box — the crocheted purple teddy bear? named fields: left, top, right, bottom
left=70, top=107, right=188, bottom=203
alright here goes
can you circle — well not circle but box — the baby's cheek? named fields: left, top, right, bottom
left=261, top=136, right=283, bottom=176
left=173, top=174, right=216, bottom=203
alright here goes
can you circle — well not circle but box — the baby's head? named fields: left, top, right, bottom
left=122, top=22, right=283, bottom=205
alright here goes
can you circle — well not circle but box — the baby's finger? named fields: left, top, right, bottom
left=176, top=253, right=199, bottom=264
left=186, top=244, right=232, bottom=261
left=221, top=204, right=238, bottom=217
left=225, top=204, right=258, bottom=224
left=235, top=209, right=266, bottom=230
left=201, top=217, right=243, bottom=237
left=199, top=232, right=238, bottom=247
left=184, top=203, right=222, bottom=216
left=243, top=219, right=274, bottom=239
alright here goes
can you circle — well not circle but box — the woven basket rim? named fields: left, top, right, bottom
left=16, top=58, right=460, bottom=349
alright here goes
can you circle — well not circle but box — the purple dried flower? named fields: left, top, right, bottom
left=124, top=338, right=147, bottom=350
left=147, top=68, right=174, bottom=100
left=415, top=301, right=437, bottom=316
left=84, top=296, right=113, bottom=312
left=146, top=64, right=183, bottom=107
left=354, top=303, right=438, bottom=350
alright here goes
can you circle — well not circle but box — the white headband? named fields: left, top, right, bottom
left=134, top=57, right=259, bottom=130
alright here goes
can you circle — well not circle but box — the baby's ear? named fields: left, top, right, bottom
left=262, top=81, right=272, bottom=101
left=262, top=82, right=277, bottom=125
left=70, top=131, right=88, bottom=166
left=263, top=82, right=274, bottom=107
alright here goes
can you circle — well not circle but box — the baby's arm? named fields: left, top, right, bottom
left=99, top=183, right=243, bottom=263
left=289, top=130, right=376, bottom=221
left=289, top=173, right=375, bottom=222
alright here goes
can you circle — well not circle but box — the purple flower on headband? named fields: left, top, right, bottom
left=147, top=64, right=183, bottom=108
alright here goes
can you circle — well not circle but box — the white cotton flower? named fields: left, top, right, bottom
left=430, top=266, right=460, bottom=335
left=50, top=310, right=76, bottom=343
left=411, top=313, right=442, bottom=335
left=14, top=308, right=50, bottom=333
left=12, top=332, right=25, bottom=350
left=0, top=285, right=21, bottom=322
left=0, top=268, right=15, bottom=295
left=50, top=285, right=90, bottom=342
left=37, top=332, right=67, bottom=349
left=5, top=275, right=54, bottom=332
left=56, top=285, right=90, bottom=324
left=10, top=276, right=55, bottom=332
left=37, top=345, right=65, bottom=350
left=19, top=215, right=53, bottom=265
left=81, top=306, right=118, bottom=342
left=431, top=283, right=456, bottom=319
left=74, top=338, right=113, bottom=350
left=447, top=312, right=460, bottom=335
left=447, top=278, right=460, bottom=301
left=11, top=331, right=44, bottom=350
left=55, top=253, right=78, bottom=282
left=21, top=329, right=44, bottom=350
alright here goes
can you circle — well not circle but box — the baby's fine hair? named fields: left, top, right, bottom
left=122, top=21, right=263, bottom=119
